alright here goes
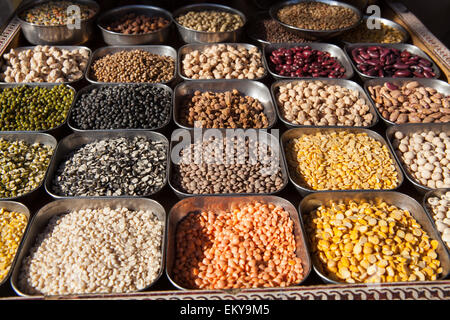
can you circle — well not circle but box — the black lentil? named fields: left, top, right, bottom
left=0, top=85, right=74, bottom=131
left=70, top=85, right=171, bottom=130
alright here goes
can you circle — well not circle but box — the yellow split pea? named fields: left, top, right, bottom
left=286, top=131, right=399, bottom=190
left=306, top=199, right=443, bottom=283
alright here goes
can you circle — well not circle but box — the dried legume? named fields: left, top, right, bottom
left=90, top=50, right=175, bottom=83
left=0, top=85, right=74, bottom=131
left=307, top=199, right=443, bottom=283
left=285, top=131, right=399, bottom=190
left=0, top=208, right=27, bottom=282
left=173, top=201, right=304, bottom=289
left=426, top=191, right=450, bottom=248
left=367, top=81, right=450, bottom=124
left=276, top=80, right=373, bottom=126
left=181, top=44, right=265, bottom=80
left=51, top=137, right=167, bottom=197
left=179, top=89, right=269, bottom=128
left=392, top=130, right=450, bottom=189
left=250, top=18, right=309, bottom=43
left=70, top=85, right=171, bottom=130
left=340, top=20, right=406, bottom=44
left=18, top=207, right=163, bottom=295
left=176, top=10, right=243, bottom=32
left=0, top=139, right=54, bottom=198
left=105, top=13, right=169, bottom=34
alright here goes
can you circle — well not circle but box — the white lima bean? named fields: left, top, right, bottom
left=427, top=191, right=450, bottom=249
left=393, top=130, right=450, bottom=189
left=18, top=207, right=163, bottom=295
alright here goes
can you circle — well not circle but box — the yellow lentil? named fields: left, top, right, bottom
left=0, top=208, right=27, bottom=281
left=306, top=199, right=443, bottom=283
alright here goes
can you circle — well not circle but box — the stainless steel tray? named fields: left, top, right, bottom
left=423, top=188, right=450, bottom=257
left=385, top=123, right=450, bottom=194
left=177, top=43, right=267, bottom=81
left=364, top=78, right=450, bottom=126
left=172, top=3, right=246, bottom=44
left=281, top=127, right=404, bottom=196
left=0, top=201, right=30, bottom=288
left=0, top=83, right=76, bottom=134
left=10, top=197, right=166, bottom=297
left=168, top=128, right=289, bottom=198
left=44, top=130, right=169, bottom=198
left=0, top=45, right=92, bottom=85
left=173, top=80, right=277, bottom=129
left=166, top=195, right=312, bottom=290
left=344, top=43, right=441, bottom=81
left=263, top=42, right=354, bottom=80
left=67, top=83, right=173, bottom=132
left=85, top=45, right=177, bottom=85
left=271, top=78, right=379, bottom=129
left=298, top=191, right=450, bottom=284
left=0, top=132, right=57, bottom=201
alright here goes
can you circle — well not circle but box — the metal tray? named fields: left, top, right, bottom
left=0, top=132, right=57, bottom=201
left=173, top=80, right=277, bottom=130
left=298, top=191, right=450, bottom=284
left=269, top=0, right=363, bottom=40
left=166, top=195, right=312, bottom=290
left=263, top=42, right=354, bottom=80
left=364, top=78, right=450, bottom=126
left=422, top=188, right=450, bottom=256
left=172, top=3, right=246, bottom=44
left=177, top=43, right=267, bottom=81
left=10, top=197, right=166, bottom=297
left=271, top=78, right=379, bottom=129
left=44, top=130, right=169, bottom=198
left=67, top=83, right=173, bottom=132
left=386, top=123, right=450, bottom=194
left=85, top=45, right=177, bottom=85
left=0, top=201, right=30, bottom=288
left=168, top=128, right=289, bottom=198
left=0, top=45, right=92, bottom=85
left=281, top=127, right=404, bottom=196
left=344, top=43, right=442, bottom=81
left=0, top=83, right=76, bottom=134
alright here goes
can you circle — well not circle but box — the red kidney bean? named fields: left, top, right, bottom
left=269, top=46, right=346, bottom=78
left=350, top=45, right=437, bottom=78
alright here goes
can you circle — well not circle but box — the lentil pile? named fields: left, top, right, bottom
left=341, top=20, right=406, bottom=43
left=179, top=89, right=269, bottom=129
left=368, top=81, right=450, bottom=124
left=70, top=85, right=171, bottom=130
left=285, top=131, right=399, bottom=191
left=104, top=13, right=169, bottom=34
left=426, top=191, right=450, bottom=248
left=392, top=130, right=450, bottom=189
left=0, top=139, right=54, bottom=199
left=250, top=18, right=309, bottom=43
left=51, top=137, right=167, bottom=197
left=277, top=2, right=359, bottom=31
left=1, top=46, right=90, bottom=83
left=0, top=208, right=27, bottom=282
left=89, top=50, right=175, bottom=83
left=181, top=44, right=265, bottom=80
left=269, top=46, right=346, bottom=78
left=173, top=136, right=285, bottom=194
left=276, top=80, right=374, bottom=126
left=20, top=1, right=96, bottom=26
left=176, top=10, right=244, bottom=32
left=18, top=207, right=163, bottom=295
left=0, top=85, right=74, bottom=131
left=307, top=199, right=443, bottom=283
left=173, top=201, right=304, bottom=289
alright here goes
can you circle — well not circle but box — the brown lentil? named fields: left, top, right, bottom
left=180, top=89, right=269, bottom=129
left=176, top=10, right=244, bottom=32
left=105, top=13, right=169, bottom=34
left=250, top=18, right=309, bottom=43
left=368, top=81, right=450, bottom=124
left=173, top=201, right=304, bottom=289
left=90, top=49, right=175, bottom=83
